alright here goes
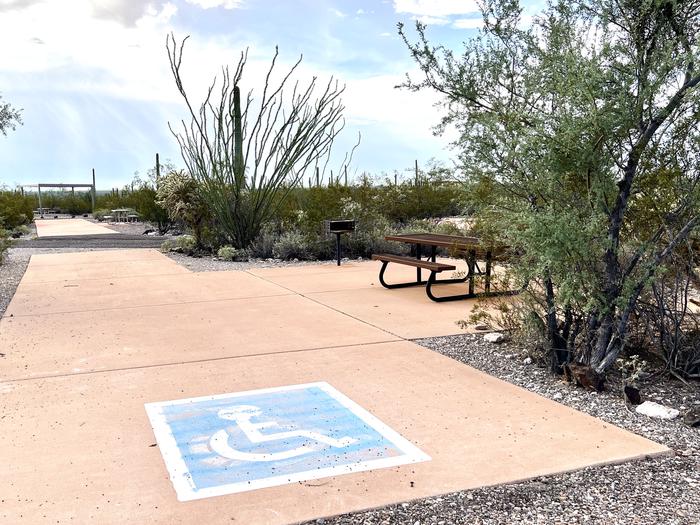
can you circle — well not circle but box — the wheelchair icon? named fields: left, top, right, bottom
left=209, top=405, right=357, bottom=462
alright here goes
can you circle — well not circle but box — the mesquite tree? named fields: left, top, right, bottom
left=400, top=0, right=700, bottom=376
left=167, top=34, right=348, bottom=248
left=0, top=93, right=22, bottom=136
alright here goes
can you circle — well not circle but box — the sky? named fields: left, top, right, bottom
left=0, top=0, right=535, bottom=190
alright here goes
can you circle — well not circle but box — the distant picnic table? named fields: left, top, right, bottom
left=372, top=233, right=514, bottom=302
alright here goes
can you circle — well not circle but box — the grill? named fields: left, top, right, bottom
left=324, top=219, right=355, bottom=265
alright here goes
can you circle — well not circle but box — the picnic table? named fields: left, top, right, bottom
left=371, top=233, right=511, bottom=302
left=111, top=208, right=140, bottom=222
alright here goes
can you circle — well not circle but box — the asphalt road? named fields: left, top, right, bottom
left=14, top=234, right=166, bottom=249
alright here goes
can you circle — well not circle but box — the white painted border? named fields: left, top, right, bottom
left=145, top=382, right=431, bottom=501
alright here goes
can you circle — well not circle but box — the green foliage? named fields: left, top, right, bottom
left=156, top=170, right=208, bottom=246
left=0, top=190, right=34, bottom=229
left=217, top=245, right=249, bottom=262
left=160, top=235, right=197, bottom=255
left=92, top=209, right=111, bottom=222
left=0, top=93, right=22, bottom=136
left=400, top=0, right=700, bottom=375
left=272, top=231, right=314, bottom=260
left=0, top=229, right=10, bottom=264
left=167, top=35, right=350, bottom=249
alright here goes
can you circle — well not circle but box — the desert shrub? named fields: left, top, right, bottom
left=272, top=231, right=314, bottom=260
left=0, top=190, right=34, bottom=229
left=160, top=235, right=197, bottom=255
left=156, top=171, right=208, bottom=247
left=0, top=229, right=10, bottom=264
left=11, top=224, right=30, bottom=237
left=217, top=245, right=249, bottom=262
left=93, top=209, right=111, bottom=221
left=248, top=227, right=279, bottom=259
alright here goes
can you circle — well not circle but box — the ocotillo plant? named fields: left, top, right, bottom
left=167, top=34, right=354, bottom=248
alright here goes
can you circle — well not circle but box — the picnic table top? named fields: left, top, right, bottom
left=384, top=233, right=481, bottom=249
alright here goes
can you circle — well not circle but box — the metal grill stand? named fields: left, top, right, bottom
left=325, top=219, right=355, bottom=266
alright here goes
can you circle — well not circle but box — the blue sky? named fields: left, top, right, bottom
left=0, top=0, right=529, bottom=189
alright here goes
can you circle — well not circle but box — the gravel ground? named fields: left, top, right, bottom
left=1, top=245, right=698, bottom=524
left=165, top=252, right=366, bottom=272
left=314, top=334, right=700, bottom=525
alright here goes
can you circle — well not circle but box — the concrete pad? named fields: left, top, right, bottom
left=0, top=294, right=397, bottom=381
left=35, top=218, right=117, bottom=237
left=249, top=259, right=470, bottom=294
left=7, top=272, right=292, bottom=317
left=20, top=256, right=190, bottom=284
left=27, top=248, right=167, bottom=267
left=307, top=286, right=481, bottom=339
left=0, top=342, right=668, bottom=524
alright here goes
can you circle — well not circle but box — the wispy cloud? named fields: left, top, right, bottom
left=185, top=0, right=243, bottom=9
left=452, top=17, right=482, bottom=29
left=413, top=15, right=450, bottom=26
left=393, top=0, right=479, bottom=17
left=329, top=7, right=346, bottom=18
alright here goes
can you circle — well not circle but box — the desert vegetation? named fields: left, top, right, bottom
left=400, top=0, right=700, bottom=381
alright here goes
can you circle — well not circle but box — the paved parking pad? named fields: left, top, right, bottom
left=146, top=382, right=430, bottom=500
left=248, top=259, right=470, bottom=295
left=7, top=271, right=291, bottom=317
left=27, top=248, right=168, bottom=266
left=0, top=294, right=396, bottom=380
left=35, top=218, right=117, bottom=237
left=1, top=250, right=670, bottom=523
left=1, top=342, right=668, bottom=524
left=250, top=260, right=508, bottom=337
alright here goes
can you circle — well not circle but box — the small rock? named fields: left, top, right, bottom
left=474, top=323, right=490, bottom=331
left=552, top=392, right=563, bottom=401
left=635, top=401, right=680, bottom=420
left=683, top=407, right=700, bottom=428
left=523, top=357, right=533, bottom=365
left=484, top=332, right=507, bottom=344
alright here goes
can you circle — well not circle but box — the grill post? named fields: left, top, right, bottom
left=325, top=219, right=355, bottom=266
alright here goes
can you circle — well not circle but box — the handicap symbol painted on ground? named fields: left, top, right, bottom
left=210, top=404, right=357, bottom=462
left=145, top=382, right=430, bottom=501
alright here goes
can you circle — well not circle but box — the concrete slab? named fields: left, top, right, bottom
left=249, top=259, right=470, bottom=294
left=27, top=248, right=167, bottom=266
left=7, top=272, right=292, bottom=317
left=0, top=342, right=669, bottom=524
left=307, top=286, right=482, bottom=339
left=0, top=294, right=397, bottom=381
left=250, top=260, right=508, bottom=338
left=35, top=218, right=117, bottom=237
left=20, top=257, right=190, bottom=284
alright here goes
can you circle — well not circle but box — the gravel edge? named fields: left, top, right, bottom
left=312, top=334, right=699, bottom=525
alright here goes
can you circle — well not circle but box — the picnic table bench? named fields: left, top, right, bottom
left=372, top=233, right=513, bottom=302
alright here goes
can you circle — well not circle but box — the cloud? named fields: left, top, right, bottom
left=185, top=0, right=243, bottom=8
left=0, top=0, right=40, bottom=12
left=356, top=8, right=364, bottom=15
left=89, top=0, right=155, bottom=26
left=413, top=15, right=449, bottom=25
left=452, top=17, right=482, bottom=29
left=329, top=7, right=345, bottom=17
left=393, top=0, right=478, bottom=17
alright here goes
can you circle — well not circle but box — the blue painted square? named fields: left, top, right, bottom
left=146, top=382, right=430, bottom=500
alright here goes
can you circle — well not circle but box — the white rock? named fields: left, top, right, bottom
left=484, top=332, right=506, bottom=344
left=635, top=401, right=680, bottom=420
left=552, top=392, right=563, bottom=401
left=523, top=357, right=533, bottom=365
